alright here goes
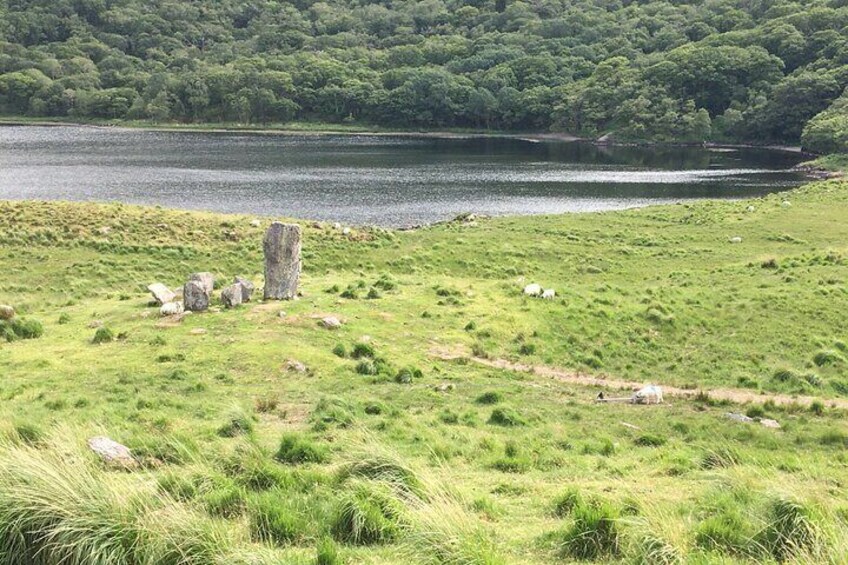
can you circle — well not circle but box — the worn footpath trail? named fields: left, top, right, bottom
left=431, top=348, right=848, bottom=410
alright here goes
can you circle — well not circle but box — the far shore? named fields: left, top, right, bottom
left=0, top=116, right=810, bottom=153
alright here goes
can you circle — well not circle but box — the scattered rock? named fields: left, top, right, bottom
left=147, top=283, right=176, bottom=306
left=188, top=272, right=215, bottom=296
left=523, top=283, right=542, bottom=296
left=284, top=359, right=308, bottom=373
left=234, top=277, right=255, bottom=302
left=729, top=237, right=743, bottom=244
left=342, top=227, right=351, bottom=235
left=250, top=219, right=262, bottom=227
left=190, top=328, right=207, bottom=335
left=333, top=222, right=342, bottom=230
left=278, top=311, right=287, bottom=318
left=541, top=289, right=556, bottom=299
left=183, top=280, right=210, bottom=312
left=87, top=320, right=104, bottom=329
left=434, top=383, right=455, bottom=392
left=220, top=283, right=243, bottom=308
left=320, top=316, right=342, bottom=329
left=160, top=301, right=184, bottom=316
left=782, top=200, right=792, bottom=208
left=725, top=412, right=754, bottom=423
left=97, top=226, right=112, bottom=235
left=87, top=436, right=137, bottom=469
left=760, top=418, right=781, bottom=429
left=0, top=305, right=14, bottom=321
left=746, top=205, right=755, bottom=213
left=139, top=311, right=151, bottom=319
left=263, top=222, right=302, bottom=300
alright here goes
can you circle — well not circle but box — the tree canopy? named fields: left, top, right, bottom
left=1, top=0, right=847, bottom=148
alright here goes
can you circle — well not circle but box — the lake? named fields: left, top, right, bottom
left=0, top=125, right=808, bottom=227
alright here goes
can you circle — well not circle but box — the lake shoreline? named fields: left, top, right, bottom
left=0, top=117, right=811, bottom=153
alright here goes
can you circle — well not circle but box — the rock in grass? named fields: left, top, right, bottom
left=523, top=283, right=542, bottom=296
left=234, top=276, right=255, bottom=302
left=729, top=236, right=743, bottom=244
left=320, top=316, right=342, bottom=330
left=188, top=272, right=215, bottom=296
left=263, top=222, right=301, bottom=300
left=147, top=283, right=176, bottom=305
left=726, top=412, right=754, bottom=423
left=160, top=301, right=184, bottom=316
left=220, top=283, right=243, bottom=308
left=183, top=280, right=210, bottom=312
left=88, top=436, right=137, bottom=469
left=0, top=305, right=14, bottom=321
left=285, top=359, right=308, bottom=373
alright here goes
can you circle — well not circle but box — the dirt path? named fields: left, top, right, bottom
left=431, top=348, right=848, bottom=409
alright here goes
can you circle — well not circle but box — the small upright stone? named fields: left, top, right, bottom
left=189, top=272, right=215, bottom=295
left=0, top=305, right=14, bottom=321
left=147, top=283, right=176, bottom=306
left=234, top=277, right=255, bottom=302
left=160, top=301, right=184, bottom=316
left=184, top=280, right=210, bottom=312
left=221, top=284, right=243, bottom=308
left=263, top=222, right=302, bottom=300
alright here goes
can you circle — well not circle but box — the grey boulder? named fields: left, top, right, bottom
left=0, top=305, right=14, bottom=321
left=189, top=272, right=215, bottom=295
left=183, top=280, right=210, bottom=312
left=234, top=276, right=255, bottom=302
left=221, top=284, right=243, bottom=308
left=263, top=223, right=301, bottom=300
left=147, top=283, right=176, bottom=305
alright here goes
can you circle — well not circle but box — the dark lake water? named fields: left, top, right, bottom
left=0, top=125, right=807, bottom=226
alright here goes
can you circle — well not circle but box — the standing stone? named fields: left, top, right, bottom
left=147, top=283, right=176, bottom=306
left=189, top=272, right=215, bottom=295
left=263, top=223, right=301, bottom=300
left=184, top=280, right=210, bottom=312
left=0, top=305, right=14, bottom=321
left=221, top=284, right=243, bottom=308
left=160, top=301, right=184, bottom=316
left=234, top=276, right=255, bottom=302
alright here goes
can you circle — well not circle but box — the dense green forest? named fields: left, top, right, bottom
left=1, top=0, right=847, bottom=149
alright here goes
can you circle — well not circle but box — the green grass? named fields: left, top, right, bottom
left=0, top=180, right=847, bottom=562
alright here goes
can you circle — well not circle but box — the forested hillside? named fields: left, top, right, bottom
left=1, top=0, right=848, bottom=148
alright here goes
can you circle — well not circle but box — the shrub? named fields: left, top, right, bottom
left=332, top=343, right=347, bottom=358
left=366, top=288, right=381, bottom=299
left=518, top=343, right=536, bottom=356
left=475, top=391, right=502, bottom=405
left=558, top=497, right=621, bottom=560
left=0, top=318, right=44, bottom=342
left=395, top=366, right=422, bottom=384
left=772, top=368, right=799, bottom=383
left=331, top=482, right=403, bottom=545
left=694, top=511, right=752, bottom=555
left=91, top=326, right=114, bottom=344
left=745, top=405, right=765, bottom=419
left=633, top=434, right=666, bottom=447
left=700, top=447, right=739, bottom=469
left=255, top=396, right=278, bottom=413
left=12, top=423, right=44, bottom=446
left=487, top=408, right=525, bottom=427
left=311, top=398, right=355, bottom=430
left=814, top=350, right=844, bottom=367
left=57, top=313, right=71, bottom=325
left=337, top=455, right=422, bottom=496
left=248, top=491, right=308, bottom=545
left=217, top=408, right=254, bottom=437
left=809, top=400, right=825, bottom=416
left=275, top=434, right=329, bottom=465
left=351, top=343, right=375, bottom=359
left=464, top=321, right=476, bottom=331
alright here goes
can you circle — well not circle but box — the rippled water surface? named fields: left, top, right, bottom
left=0, top=125, right=807, bottom=226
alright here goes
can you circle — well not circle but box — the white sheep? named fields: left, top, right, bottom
left=541, top=289, right=556, bottom=299
left=631, top=385, right=663, bottom=405
left=523, top=283, right=542, bottom=296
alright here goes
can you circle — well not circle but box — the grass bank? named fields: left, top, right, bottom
left=0, top=180, right=847, bottom=563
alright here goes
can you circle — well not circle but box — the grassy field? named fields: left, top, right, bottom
left=0, top=180, right=847, bottom=563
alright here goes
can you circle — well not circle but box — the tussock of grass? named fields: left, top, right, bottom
left=0, top=433, right=245, bottom=564
left=276, top=433, right=329, bottom=465
left=331, top=481, right=403, bottom=545
left=555, top=495, right=621, bottom=560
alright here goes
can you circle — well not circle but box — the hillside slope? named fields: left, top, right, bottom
left=0, top=181, right=847, bottom=562
left=1, top=0, right=848, bottom=146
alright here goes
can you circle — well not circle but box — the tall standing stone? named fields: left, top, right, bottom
left=263, top=222, right=301, bottom=300
left=184, top=280, right=209, bottom=312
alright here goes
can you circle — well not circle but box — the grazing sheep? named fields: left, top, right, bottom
left=541, top=289, right=556, bottom=299
left=632, top=385, right=663, bottom=405
left=523, top=283, right=542, bottom=296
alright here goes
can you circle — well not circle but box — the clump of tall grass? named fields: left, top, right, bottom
left=331, top=481, right=403, bottom=544
left=217, top=406, right=255, bottom=437
left=0, top=433, right=241, bottom=564
left=757, top=497, right=823, bottom=561
left=276, top=433, right=329, bottom=465
left=555, top=495, right=621, bottom=560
